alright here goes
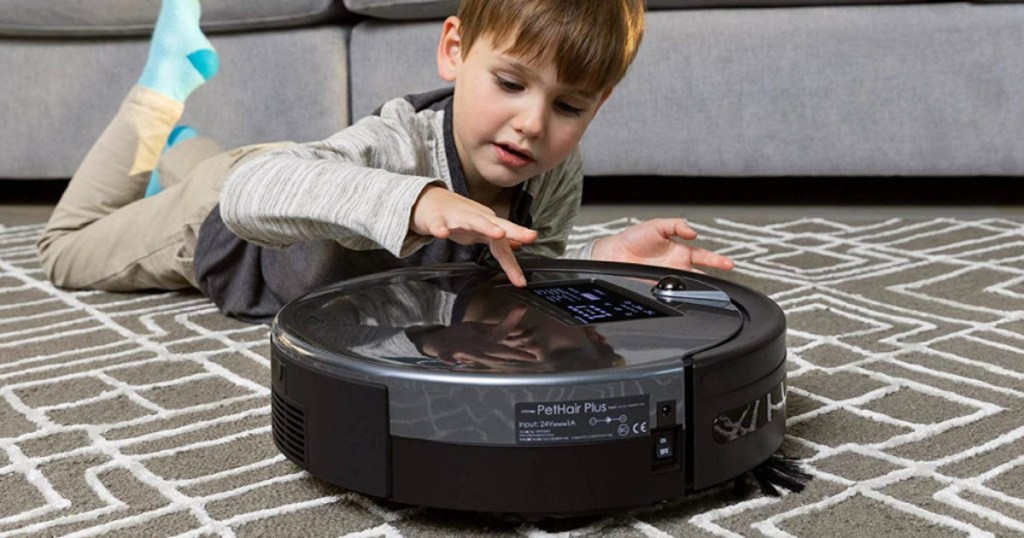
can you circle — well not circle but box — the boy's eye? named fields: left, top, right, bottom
left=495, top=76, right=523, bottom=92
left=556, top=101, right=584, bottom=117
left=494, top=75, right=585, bottom=117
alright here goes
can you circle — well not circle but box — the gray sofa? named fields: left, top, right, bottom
left=2, top=0, right=1023, bottom=181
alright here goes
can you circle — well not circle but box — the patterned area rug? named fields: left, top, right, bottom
left=1, top=217, right=1023, bottom=537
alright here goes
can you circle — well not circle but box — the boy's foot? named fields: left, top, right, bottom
left=138, top=0, right=219, bottom=103
left=144, top=125, right=199, bottom=197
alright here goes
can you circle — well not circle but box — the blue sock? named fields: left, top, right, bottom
left=144, top=125, right=200, bottom=197
left=138, top=0, right=219, bottom=103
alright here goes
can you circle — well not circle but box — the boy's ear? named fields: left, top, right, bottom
left=437, top=16, right=463, bottom=83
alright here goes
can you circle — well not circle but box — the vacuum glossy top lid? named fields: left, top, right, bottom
left=273, top=262, right=744, bottom=375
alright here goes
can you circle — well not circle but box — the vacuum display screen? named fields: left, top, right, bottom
left=527, top=281, right=670, bottom=324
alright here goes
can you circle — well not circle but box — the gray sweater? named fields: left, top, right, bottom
left=192, top=88, right=595, bottom=323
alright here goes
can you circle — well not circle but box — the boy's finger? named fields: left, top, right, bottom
left=430, top=224, right=450, bottom=239
left=466, top=214, right=507, bottom=240
left=672, top=218, right=698, bottom=240
left=494, top=219, right=538, bottom=244
left=691, top=248, right=735, bottom=270
left=489, top=238, right=527, bottom=287
left=648, top=218, right=693, bottom=240
left=457, top=212, right=536, bottom=244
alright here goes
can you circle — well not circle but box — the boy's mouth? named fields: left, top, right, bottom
left=494, top=143, right=535, bottom=168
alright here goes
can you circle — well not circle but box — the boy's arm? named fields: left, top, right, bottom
left=220, top=109, right=446, bottom=258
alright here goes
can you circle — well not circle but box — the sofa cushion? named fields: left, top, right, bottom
left=0, top=27, right=349, bottom=179
left=349, top=4, right=1024, bottom=176
left=343, top=0, right=457, bottom=20
left=646, top=0, right=935, bottom=6
left=342, top=0, right=964, bottom=20
left=0, top=0, right=349, bottom=37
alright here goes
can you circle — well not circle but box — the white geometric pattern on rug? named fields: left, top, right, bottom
left=1, top=217, right=1022, bottom=537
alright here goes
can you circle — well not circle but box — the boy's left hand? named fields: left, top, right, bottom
left=591, top=218, right=734, bottom=273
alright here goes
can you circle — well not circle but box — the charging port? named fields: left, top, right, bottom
left=656, top=399, right=677, bottom=428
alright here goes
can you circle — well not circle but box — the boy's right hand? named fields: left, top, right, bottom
left=410, top=185, right=537, bottom=287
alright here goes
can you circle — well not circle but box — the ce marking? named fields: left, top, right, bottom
left=632, top=421, right=648, bottom=434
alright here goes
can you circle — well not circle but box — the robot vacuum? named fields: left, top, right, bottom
left=270, top=259, right=796, bottom=518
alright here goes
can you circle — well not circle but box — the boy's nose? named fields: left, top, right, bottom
left=512, top=103, right=546, bottom=138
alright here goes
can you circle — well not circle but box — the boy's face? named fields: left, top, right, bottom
left=437, top=17, right=611, bottom=193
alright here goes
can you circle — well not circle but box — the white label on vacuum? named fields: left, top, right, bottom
left=515, top=395, right=650, bottom=445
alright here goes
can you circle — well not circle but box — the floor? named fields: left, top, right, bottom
left=573, top=202, right=1024, bottom=225
left=2, top=203, right=55, bottom=226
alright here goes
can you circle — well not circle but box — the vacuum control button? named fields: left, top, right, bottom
left=654, top=430, right=674, bottom=460
left=655, top=276, right=687, bottom=291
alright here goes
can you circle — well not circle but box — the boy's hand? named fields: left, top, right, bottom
left=592, top=218, right=735, bottom=273
left=410, top=186, right=538, bottom=286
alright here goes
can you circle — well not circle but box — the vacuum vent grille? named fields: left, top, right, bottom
left=272, top=390, right=307, bottom=464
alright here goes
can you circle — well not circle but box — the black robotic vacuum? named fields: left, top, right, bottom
left=270, top=259, right=794, bottom=518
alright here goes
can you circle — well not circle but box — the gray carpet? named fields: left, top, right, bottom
left=1, top=217, right=1023, bottom=537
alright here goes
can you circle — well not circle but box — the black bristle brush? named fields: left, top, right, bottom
left=733, top=453, right=813, bottom=498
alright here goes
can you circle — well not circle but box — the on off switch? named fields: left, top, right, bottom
left=654, top=430, right=674, bottom=460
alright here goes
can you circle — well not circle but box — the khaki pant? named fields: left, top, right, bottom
left=37, top=86, right=279, bottom=292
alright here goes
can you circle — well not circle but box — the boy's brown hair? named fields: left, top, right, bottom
left=456, top=0, right=646, bottom=95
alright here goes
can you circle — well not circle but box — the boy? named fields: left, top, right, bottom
left=38, top=0, right=734, bottom=324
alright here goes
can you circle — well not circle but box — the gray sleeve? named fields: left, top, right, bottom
left=219, top=102, right=445, bottom=258
left=518, top=148, right=596, bottom=260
